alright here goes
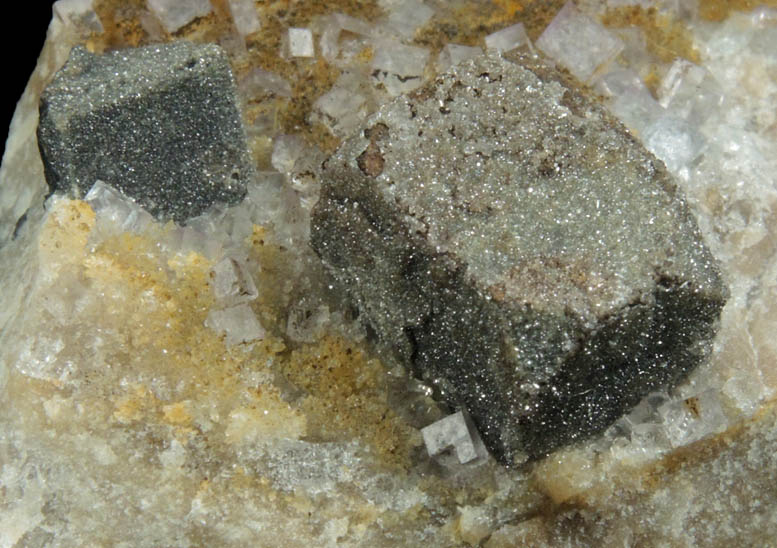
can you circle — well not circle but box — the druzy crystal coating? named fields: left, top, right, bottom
left=311, top=51, right=728, bottom=464
left=37, top=41, right=253, bottom=223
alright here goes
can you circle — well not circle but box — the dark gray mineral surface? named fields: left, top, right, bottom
left=311, top=51, right=728, bottom=465
left=37, top=41, right=252, bottom=223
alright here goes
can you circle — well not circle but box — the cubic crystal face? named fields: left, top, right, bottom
left=37, top=41, right=253, bottom=223
left=311, top=51, right=728, bottom=465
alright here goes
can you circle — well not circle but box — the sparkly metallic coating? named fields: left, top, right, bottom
left=311, top=51, right=728, bottom=465
left=37, top=41, right=253, bottom=223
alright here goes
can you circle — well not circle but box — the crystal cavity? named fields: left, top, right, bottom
left=311, top=51, right=728, bottom=465
left=37, top=41, right=253, bottom=224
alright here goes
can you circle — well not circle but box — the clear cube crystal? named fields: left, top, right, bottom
left=288, top=27, right=315, bottom=57
left=536, top=1, right=624, bottom=82
left=146, top=0, right=213, bottom=34
left=205, top=304, right=265, bottom=347
left=212, top=257, right=258, bottom=305
left=485, top=23, right=529, bottom=52
left=421, top=411, right=486, bottom=464
left=85, top=181, right=154, bottom=234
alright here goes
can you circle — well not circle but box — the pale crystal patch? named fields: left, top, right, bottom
left=318, top=13, right=373, bottom=62
left=657, top=391, right=728, bottom=448
left=312, top=85, right=368, bottom=136
left=288, top=27, right=315, bottom=57
left=286, top=302, right=331, bottom=343
left=85, top=181, right=154, bottom=234
left=597, top=68, right=664, bottom=135
left=146, top=0, right=213, bottom=33
left=238, top=67, right=293, bottom=98
left=211, top=256, right=258, bottom=305
left=657, top=59, right=724, bottom=126
left=485, top=23, right=529, bottom=52
left=384, top=0, right=434, bottom=39
left=271, top=134, right=306, bottom=174
left=205, top=304, right=265, bottom=347
left=371, top=39, right=429, bottom=95
left=227, top=0, right=260, bottom=36
left=437, top=43, right=482, bottom=72
left=421, top=411, right=486, bottom=464
left=53, top=0, right=104, bottom=33
left=536, top=1, right=624, bottom=82
left=642, top=115, right=704, bottom=176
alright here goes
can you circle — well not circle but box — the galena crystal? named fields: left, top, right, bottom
left=311, top=51, right=728, bottom=465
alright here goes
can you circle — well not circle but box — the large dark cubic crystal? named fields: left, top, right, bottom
left=311, top=51, right=728, bottom=465
left=37, top=41, right=253, bottom=223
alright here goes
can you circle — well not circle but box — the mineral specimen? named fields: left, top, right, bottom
left=311, top=51, right=728, bottom=465
left=37, top=41, right=253, bottom=223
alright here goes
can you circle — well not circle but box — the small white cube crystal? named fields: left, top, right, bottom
left=437, top=43, right=482, bottom=72
left=421, top=411, right=484, bottom=464
left=536, top=1, right=624, bottom=83
left=205, top=304, right=265, bottom=347
left=289, top=27, right=315, bottom=58
left=212, top=257, right=258, bottom=305
left=147, top=0, right=213, bottom=34
left=228, top=0, right=260, bottom=36
left=485, top=22, right=529, bottom=52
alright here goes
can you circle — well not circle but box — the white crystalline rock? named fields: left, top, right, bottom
left=147, top=0, right=213, bottom=33
left=437, top=43, right=482, bottom=72
left=536, top=1, right=624, bottom=82
left=383, top=0, right=435, bottom=39
left=211, top=256, right=258, bottom=305
left=238, top=67, right=293, bottom=98
left=372, top=39, right=430, bottom=95
left=642, top=115, right=704, bottom=177
left=288, top=27, right=315, bottom=57
left=53, top=0, right=104, bottom=33
left=485, top=23, right=529, bottom=52
left=205, top=303, right=265, bottom=347
left=421, top=411, right=486, bottom=464
left=227, top=0, right=260, bottom=36
left=85, top=180, right=154, bottom=234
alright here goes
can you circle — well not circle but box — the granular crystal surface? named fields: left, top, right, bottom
left=37, top=41, right=253, bottom=223
left=311, top=51, right=728, bottom=464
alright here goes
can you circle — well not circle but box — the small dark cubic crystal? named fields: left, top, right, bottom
left=311, top=51, right=728, bottom=465
left=37, top=41, right=253, bottom=223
